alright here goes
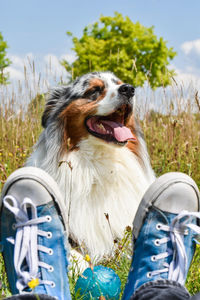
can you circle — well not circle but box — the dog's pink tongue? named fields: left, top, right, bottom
left=101, top=120, right=136, bottom=142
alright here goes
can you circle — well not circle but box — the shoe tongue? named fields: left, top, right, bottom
left=101, top=120, right=136, bottom=142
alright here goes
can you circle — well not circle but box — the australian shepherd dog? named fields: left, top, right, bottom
left=27, top=71, right=155, bottom=264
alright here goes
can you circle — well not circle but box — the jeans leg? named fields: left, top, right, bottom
left=130, top=280, right=191, bottom=300
left=4, top=294, right=57, bottom=300
left=191, top=292, right=200, bottom=300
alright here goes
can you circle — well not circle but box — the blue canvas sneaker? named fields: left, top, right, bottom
left=122, top=172, right=200, bottom=300
left=0, top=167, right=71, bottom=300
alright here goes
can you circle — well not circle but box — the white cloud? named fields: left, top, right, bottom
left=181, top=39, right=200, bottom=56
left=5, top=52, right=74, bottom=88
left=1, top=52, right=73, bottom=106
left=8, top=55, right=24, bottom=69
left=7, top=53, right=37, bottom=82
left=60, top=53, right=76, bottom=64
left=44, top=54, right=66, bottom=78
left=7, top=54, right=25, bottom=81
left=7, top=66, right=24, bottom=81
left=174, top=65, right=200, bottom=87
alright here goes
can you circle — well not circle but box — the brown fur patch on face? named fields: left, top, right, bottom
left=117, top=80, right=123, bottom=85
left=83, top=78, right=106, bottom=101
left=125, top=115, right=140, bottom=159
left=89, top=78, right=105, bottom=89
left=59, top=99, right=99, bottom=151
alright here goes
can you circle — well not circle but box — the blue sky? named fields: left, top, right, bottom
left=1, top=0, right=200, bottom=89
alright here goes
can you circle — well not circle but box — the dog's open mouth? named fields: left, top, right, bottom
left=85, top=104, right=136, bottom=145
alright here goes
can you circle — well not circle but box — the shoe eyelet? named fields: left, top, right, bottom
left=12, top=223, right=16, bottom=230
left=147, top=272, right=152, bottom=278
left=50, top=281, right=56, bottom=287
left=185, top=229, right=189, bottom=235
left=47, top=232, right=52, bottom=239
left=49, top=266, right=54, bottom=272
left=46, top=216, right=52, bottom=222
left=151, top=255, right=157, bottom=262
left=156, top=223, right=162, bottom=230
left=48, top=249, right=54, bottom=255
left=154, top=239, right=160, bottom=246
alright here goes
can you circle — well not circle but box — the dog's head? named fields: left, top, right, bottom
left=42, top=71, right=138, bottom=151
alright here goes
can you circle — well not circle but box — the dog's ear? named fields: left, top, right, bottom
left=42, top=98, right=57, bottom=128
left=42, top=87, right=71, bottom=128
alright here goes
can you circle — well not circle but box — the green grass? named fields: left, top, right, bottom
left=0, top=64, right=200, bottom=298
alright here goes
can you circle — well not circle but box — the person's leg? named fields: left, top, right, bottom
left=191, top=292, right=200, bottom=300
left=5, top=295, right=57, bottom=300
left=0, top=167, right=71, bottom=300
left=130, top=281, right=190, bottom=300
left=122, top=172, right=200, bottom=300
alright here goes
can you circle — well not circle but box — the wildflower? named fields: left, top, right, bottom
left=8, top=153, right=13, bottom=157
left=85, top=254, right=91, bottom=262
left=118, top=244, right=123, bottom=250
left=125, top=226, right=131, bottom=232
left=27, top=278, right=39, bottom=289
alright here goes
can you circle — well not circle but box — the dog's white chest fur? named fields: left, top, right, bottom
left=53, top=136, right=154, bottom=259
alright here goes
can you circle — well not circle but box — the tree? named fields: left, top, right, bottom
left=0, top=32, right=11, bottom=84
left=61, top=12, right=176, bottom=89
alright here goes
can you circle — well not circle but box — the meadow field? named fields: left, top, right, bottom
left=0, top=60, right=200, bottom=298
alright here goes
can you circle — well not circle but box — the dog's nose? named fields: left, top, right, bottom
left=118, top=84, right=135, bottom=99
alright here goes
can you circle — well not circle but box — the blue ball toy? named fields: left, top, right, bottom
left=75, top=265, right=121, bottom=299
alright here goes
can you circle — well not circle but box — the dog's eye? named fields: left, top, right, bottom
left=84, top=86, right=103, bottom=101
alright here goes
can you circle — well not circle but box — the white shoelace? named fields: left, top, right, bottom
left=149, top=210, right=200, bottom=285
left=3, top=195, right=55, bottom=293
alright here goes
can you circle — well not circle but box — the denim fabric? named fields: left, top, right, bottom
left=130, top=280, right=191, bottom=300
left=1, top=201, right=71, bottom=300
left=122, top=207, right=196, bottom=300
left=191, top=292, right=200, bottom=300
left=1, top=203, right=17, bottom=293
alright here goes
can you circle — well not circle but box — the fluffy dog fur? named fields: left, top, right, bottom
left=27, top=71, right=155, bottom=262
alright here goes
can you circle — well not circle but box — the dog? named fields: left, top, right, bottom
left=27, top=71, right=155, bottom=264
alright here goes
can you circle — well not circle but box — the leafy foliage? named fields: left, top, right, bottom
left=0, top=32, right=11, bottom=85
left=61, top=12, right=176, bottom=88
